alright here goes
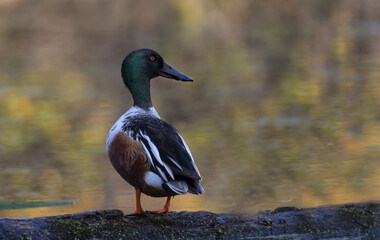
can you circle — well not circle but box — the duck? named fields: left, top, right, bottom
left=106, top=49, right=204, bottom=215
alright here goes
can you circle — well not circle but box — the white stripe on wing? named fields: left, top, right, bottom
left=139, top=139, right=154, bottom=168
left=140, top=131, right=162, bottom=165
left=138, top=130, right=174, bottom=181
left=178, top=134, right=202, bottom=179
left=168, top=156, right=183, bottom=170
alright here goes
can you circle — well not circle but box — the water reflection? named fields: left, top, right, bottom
left=1, top=0, right=380, bottom=218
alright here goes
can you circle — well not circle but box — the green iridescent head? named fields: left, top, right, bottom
left=121, top=49, right=193, bottom=109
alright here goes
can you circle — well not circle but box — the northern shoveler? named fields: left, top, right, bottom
left=106, top=49, right=204, bottom=215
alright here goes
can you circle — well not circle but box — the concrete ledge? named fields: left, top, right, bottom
left=1, top=201, right=380, bottom=239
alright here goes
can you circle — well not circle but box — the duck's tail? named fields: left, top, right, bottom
left=166, top=180, right=205, bottom=195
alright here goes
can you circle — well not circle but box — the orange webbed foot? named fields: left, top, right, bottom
left=125, top=209, right=146, bottom=216
left=146, top=208, right=169, bottom=214
left=146, top=196, right=171, bottom=214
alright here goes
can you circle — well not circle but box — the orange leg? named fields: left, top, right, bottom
left=126, top=188, right=145, bottom=215
left=147, top=196, right=171, bottom=214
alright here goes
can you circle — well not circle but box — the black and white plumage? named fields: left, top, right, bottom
left=107, top=106, right=204, bottom=197
left=123, top=107, right=203, bottom=195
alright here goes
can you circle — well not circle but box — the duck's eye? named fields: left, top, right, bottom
left=149, top=56, right=155, bottom=61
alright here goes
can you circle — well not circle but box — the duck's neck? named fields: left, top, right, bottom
left=123, top=72, right=153, bottom=110
left=131, top=81, right=152, bottom=110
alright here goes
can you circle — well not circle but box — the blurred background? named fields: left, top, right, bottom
left=1, top=0, right=380, bottom=218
